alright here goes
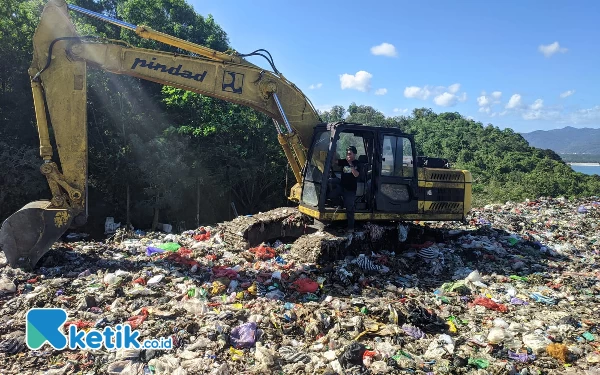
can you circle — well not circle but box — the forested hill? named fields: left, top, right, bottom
left=321, top=106, right=600, bottom=205
left=521, top=127, right=600, bottom=154
left=1, top=1, right=599, bottom=232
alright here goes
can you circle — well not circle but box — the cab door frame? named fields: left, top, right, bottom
left=315, top=123, right=375, bottom=212
left=374, top=130, right=419, bottom=213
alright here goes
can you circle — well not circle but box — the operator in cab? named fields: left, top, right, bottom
left=328, top=146, right=361, bottom=233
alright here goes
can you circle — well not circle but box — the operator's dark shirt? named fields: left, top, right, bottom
left=338, top=159, right=361, bottom=192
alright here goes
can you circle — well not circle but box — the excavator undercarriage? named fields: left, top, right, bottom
left=213, top=207, right=449, bottom=264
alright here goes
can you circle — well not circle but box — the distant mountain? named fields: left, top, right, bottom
left=521, top=126, right=600, bottom=154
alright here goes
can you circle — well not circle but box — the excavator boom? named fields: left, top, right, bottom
left=0, top=0, right=320, bottom=269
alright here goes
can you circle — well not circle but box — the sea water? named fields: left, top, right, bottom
left=571, top=164, right=600, bottom=176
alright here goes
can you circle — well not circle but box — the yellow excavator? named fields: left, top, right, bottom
left=0, top=0, right=472, bottom=269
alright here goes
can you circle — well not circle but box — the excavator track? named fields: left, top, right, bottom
left=214, top=207, right=448, bottom=264
left=215, top=207, right=313, bottom=249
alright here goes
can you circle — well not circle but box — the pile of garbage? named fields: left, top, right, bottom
left=0, top=196, right=599, bottom=375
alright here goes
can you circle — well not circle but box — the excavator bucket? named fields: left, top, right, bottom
left=0, top=201, right=74, bottom=270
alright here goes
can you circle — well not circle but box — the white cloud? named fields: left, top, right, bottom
left=498, top=94, right=564, bottom=121
left=522, top=99, right=546, bottom=120
left=566, top=106, right=600, bottom=124
left=538, top=41, right=568, bottom=57
left=506, top=94, right=523, bottom=109
left=490, top=111, right=506, bottom=117
left=403, top=83, right=465, bottom=107
left=308, top=83, right=322, bottom=90
left=404, top=86, right=431, bottom=100
left=477, top=95, right=490, bottom=107
left=370, top=42, right=398, bottom=57
left=434, top=92, right=457, bottom=107
left=519, top=104, right=600, bottom=124
left=499, top=97, right=572, bottom=122
left=477, top=91, right=502, bottom=115
left=393, top=108, right=410, bottom=114
left=448, top=83, right=460, bottom=94
left=340, top=71, right=373, bottom=92
left=560, top=90, right=575, bottom=98
left=530, top=99, right=544, bottom=110
left=504, top=95, right=547, bottom=119
left=374, top=88, right=388, bottom=96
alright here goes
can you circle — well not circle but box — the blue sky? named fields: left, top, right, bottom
left=196, top=0, right=600, bottom=133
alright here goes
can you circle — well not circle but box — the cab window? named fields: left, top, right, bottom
left=382, top=135, right=414, bottom=177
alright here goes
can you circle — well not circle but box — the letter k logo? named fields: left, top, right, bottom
left=26, top=308, right=68, bottom=350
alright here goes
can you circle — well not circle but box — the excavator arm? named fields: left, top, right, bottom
left=0, top=0, right=321, bottom=269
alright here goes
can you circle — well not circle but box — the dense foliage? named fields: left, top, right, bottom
left=1, top=0, right=598, bottom=235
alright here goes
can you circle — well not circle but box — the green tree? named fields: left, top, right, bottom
left=162, top=88, right=289, bottom=216
left=346, top=103, right=386, bottom=125
left=319, top=105, right=346, bottom=123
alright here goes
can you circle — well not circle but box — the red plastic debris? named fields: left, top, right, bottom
left=249, top=245, right=276, bottom=260
left=165, top=252, right=199, bottom=268
left=470, top=297, right=508, bottom=313
left=290, top=278, right=319, bottom=293
left=212, top=266, right=238, bottom=279
left=178, top=248, right=193, bottom=256
left=64, top=320, right=94, bottom=330
left=193, top=227, right=211, bottom=241
left=205, top=254, right=217, bottom=261
left=127, top=307, right=149, bottom=329
left=363, top=350, right=378, bottom=359
left=27, top=277, right=38, bottom=284
left=132, top=277, right=146, bottom=285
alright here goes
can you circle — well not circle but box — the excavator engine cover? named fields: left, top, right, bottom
left=0, top=201, right=74, bottom=270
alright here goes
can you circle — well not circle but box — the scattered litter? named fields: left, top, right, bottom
left=0, top=196, right=599, bottom=374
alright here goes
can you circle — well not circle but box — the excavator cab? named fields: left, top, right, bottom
left=299, top=123, right=418, bottom=222
left=298, top=122, right=471, bottom=224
